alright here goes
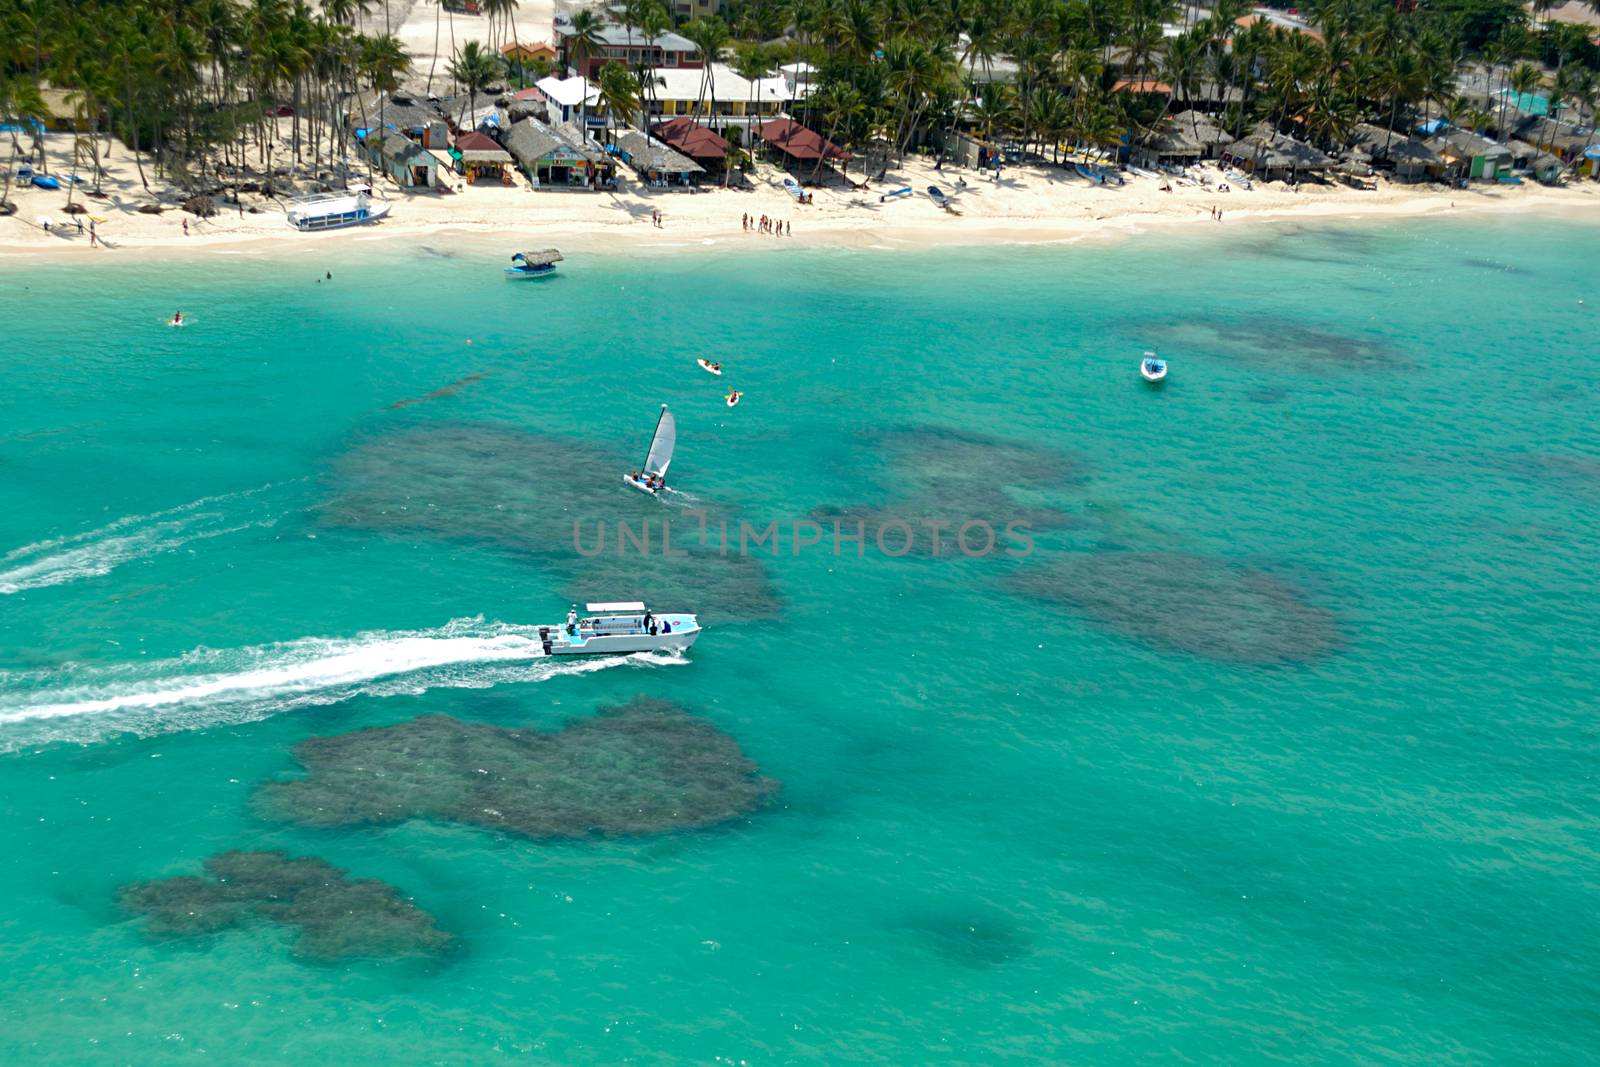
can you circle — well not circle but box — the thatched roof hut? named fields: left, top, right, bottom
left=1136, top=110, right=1231, bottom=163
left=614, top=129, right=705, bottom=184
left=1345, top=123, right=1441, bottom=180
left=1221, top=122, right=1333, bottom=178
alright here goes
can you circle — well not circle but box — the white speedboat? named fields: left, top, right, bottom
left=538, top=602, right=701, bottom=656
left=286, top=183, right=390, bottom=231
left=623, top=404, right=675, bottom=495
left=1140, top=351, right=1168, bottom=383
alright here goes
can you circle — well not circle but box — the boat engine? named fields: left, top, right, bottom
left=538, top=626, right=552, bottom=655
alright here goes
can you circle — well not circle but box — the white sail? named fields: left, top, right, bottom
left=644, top=406, right=676, bottom=478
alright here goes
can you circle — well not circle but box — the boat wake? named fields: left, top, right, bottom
left=0, top=484, right=293, bottom=595
left=0, top=617, right=681, bottom=751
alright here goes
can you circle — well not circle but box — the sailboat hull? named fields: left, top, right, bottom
left=623, top=474, right=662, bottom=495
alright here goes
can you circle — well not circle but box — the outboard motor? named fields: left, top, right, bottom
left=539, top=626, right=552, bottom=655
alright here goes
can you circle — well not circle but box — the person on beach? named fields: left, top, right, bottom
left=182, top=218, right=189, bottom=236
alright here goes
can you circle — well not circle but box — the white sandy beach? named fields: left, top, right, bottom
left=4, top=127, right=1597, bottom=261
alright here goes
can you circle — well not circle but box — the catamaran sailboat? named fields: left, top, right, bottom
left=539, top=602, right=701, bottom=656
left=623, top=404, right=675, bottom=495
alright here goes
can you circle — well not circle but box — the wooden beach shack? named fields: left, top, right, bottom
left=1134, top=109, right=1229, bottom=166
left=1424, top=129, right=1513, bottom=181
left=363, top=129, right=440, bottom=188
left=1220, top=122, right=1333, bottom=181
left=1345, top=123, right=1442, bottom=182
left=613, top=130, right=704, bottom=187
left=453, top=130, right=514, bottom=185
left=501, top=117, right=613, bottom=189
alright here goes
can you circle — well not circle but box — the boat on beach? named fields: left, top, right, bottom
left=623, top=404, right=675, bottom=495
left=927, top=185, right=954, bottom=209
left=286, top=183, right=390, bottom=231
left=539, top=601, right=701, bottom=656
left=504, top=248, right=563, bottom=279
left=1140, top=351, right=1168, bottom=383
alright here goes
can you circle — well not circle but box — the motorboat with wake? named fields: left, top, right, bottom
left=505, top=248, right=562, bottom=279
left=623, top=403, right=675, bottom=495
left=539, top=601, right=701, bottom=656
left=1140, top=351, right=1168, bottom=383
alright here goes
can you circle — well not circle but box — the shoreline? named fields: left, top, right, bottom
left=3, top=156, right=1596, bottom=262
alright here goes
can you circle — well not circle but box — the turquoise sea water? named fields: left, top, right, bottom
left=0, top=217, right=1597, bottom=1064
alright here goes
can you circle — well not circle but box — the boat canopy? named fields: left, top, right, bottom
left=643, top=405, right=676, bottom=478
left=512, top=249, right=564, bottom=267
left=586, top=601, right=647, bottom=613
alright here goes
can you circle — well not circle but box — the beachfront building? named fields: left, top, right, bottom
left=452, top=130, right=515, bottom=185
left=756, top=117, right=850, bottom=175
left=555, top=19, right=700, bottom=80
left=646, top=64, right=804, bottom=141
left=613, top=129, right=704, bottom=187
left=534, top=76, right=602, bottom=127
left=362, top=129, right=441, bottom=188
left=651, top=116, right=731, bottom=171
left=501, top=117, right=614, bottom=189
left=1425, top=129, right=1513, bottom=181
left=502, top=41, right=557, bottom=72
left=1220, top=122, right=1333, bottom=181
left=355, top=94, right=451, bottom=149
left=1345, top=123, right=1442, bottom=182
left=1134, top=109, right=1229, bottom=166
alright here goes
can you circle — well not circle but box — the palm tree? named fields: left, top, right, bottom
left=681, top=17, right=731, bottom=127
left=732, top=44, right=775, bottom=151
left=564, top=8, right=605, bottom=80
left=449, top=40, right=498, bottom=133
left=596, top=61, right=641, bottom=145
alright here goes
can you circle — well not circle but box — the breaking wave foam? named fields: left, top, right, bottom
left=0, top=617, right=680, bottom=751
left=0, top=484, right=293, bottom=595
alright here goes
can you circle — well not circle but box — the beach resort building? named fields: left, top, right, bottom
left=533, top=76, right=603, bottom=127
left=555, top=20, right=701, bottom=80
left=645, top=64, right=805, bottom=139
left=613, top=129, right=704, bottom=187
left=500, top=117, right=614, bottom=189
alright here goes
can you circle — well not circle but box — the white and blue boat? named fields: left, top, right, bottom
left=286, top=183, right=390, bottom=231
left=538, top=601, right=701, bottom=656
left=927, top=185, right=954, bottom=209
left=504, top=249, right=563, bottom=279
left=1140, top=351, right=1168, bottom=383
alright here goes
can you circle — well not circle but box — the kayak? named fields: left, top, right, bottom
left=697, top=358, right=722, bottom=376
left=725, top=391, right=742, bottom=408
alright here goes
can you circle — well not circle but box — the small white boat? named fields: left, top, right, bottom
left=505, top=248, right=562, bottom=279
left=538, top=601, right=701, bottom=656
left=623, top=404, right=675, bottom=495
left=697, top=358, right=722, bottom=376
left=1140, top=351, right=1168, bottom=383
left=725, top=390, right=742, bottom=407
left=286, top=183, right=390, bottom=231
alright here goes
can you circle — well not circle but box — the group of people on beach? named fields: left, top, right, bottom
left=651, top=209, right=664, bottom=227
left=743, top=214, right=790, bottom=237
left=1210, top=206, right=1225, bottom=221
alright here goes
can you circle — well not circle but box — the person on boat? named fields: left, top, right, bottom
left=712, top=362, right=721, bottom=372
left=172, top=310, right=182, bottom=325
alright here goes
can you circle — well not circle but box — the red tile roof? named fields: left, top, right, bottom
left=755, top=118, right=850, bottom=161
left=652, top=116, right=731, bottom=160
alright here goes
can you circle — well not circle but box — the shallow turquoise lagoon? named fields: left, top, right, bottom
left=0, top=216, right=1597, bottom=1064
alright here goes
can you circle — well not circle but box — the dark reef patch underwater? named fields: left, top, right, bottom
left=1004, top=550, right=1341, bottom=664
left=320, top=422, right=780, bottom=621
left=256, top=696, right=778, bottom=839
left=120, top=851, right=453, bottom=960
left=814, top=425, right=1083, bottom=556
